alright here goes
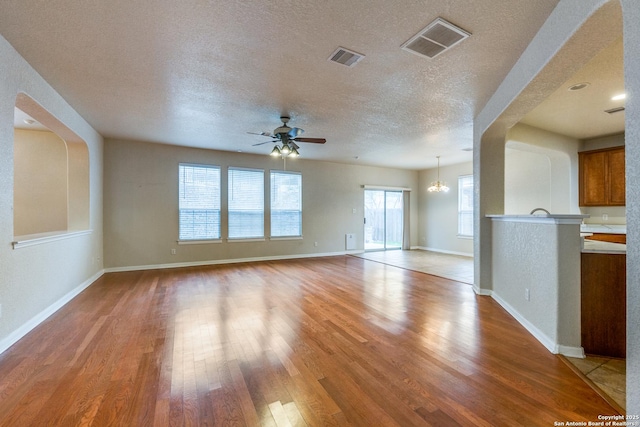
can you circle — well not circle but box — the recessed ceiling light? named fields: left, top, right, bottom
left=23, top=118, right=36, bottom=125
left=568, top=82, right=590, bottom=91
left=611, top=93, right=626, bottom=101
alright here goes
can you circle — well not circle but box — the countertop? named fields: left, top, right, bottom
left=581, top=238, right=626, bottom=254
left=580, top=224, right=627, bottom=234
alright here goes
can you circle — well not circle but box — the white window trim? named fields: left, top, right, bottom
left=226, top=237, right=266, bottom=243
left=362, top=185, right=411, bottom=191
left=269, top=236, right=304, bottom=241
left=177, top=239, right=222, bottom=245
left=178, top=163, right=221, bottom=241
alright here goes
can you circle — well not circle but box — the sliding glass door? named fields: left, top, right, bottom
left=364, top=190, right=403, bottom=251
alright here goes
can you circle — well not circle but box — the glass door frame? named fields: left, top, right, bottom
left=364, top=189, right=403, bottom=252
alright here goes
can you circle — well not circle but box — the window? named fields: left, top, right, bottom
left=178, top=164, right=220, bottom=240
left=271, top=171, right=302, bottom=237
left=228, top=167, right=264, bottom=239
left=458, top=175, right=474, bottom=238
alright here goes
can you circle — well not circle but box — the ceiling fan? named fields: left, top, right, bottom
left=248, top=116, right=326, bottom=157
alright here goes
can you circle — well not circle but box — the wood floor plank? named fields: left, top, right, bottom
left=0, top=256, right=620, bottom=426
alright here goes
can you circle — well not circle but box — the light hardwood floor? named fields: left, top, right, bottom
left=354, top=249, right=474, bottom=284
left=0, top=256, right=619, bottom=426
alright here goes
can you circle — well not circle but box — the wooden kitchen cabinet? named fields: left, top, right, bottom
left=579, top=146, right=625, bottom=206
left=581, top=252, right=626, bottom=358
left=584, top=233, right=626, bottom=244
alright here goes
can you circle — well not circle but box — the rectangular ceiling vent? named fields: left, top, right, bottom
left=605, top=106, right=625, bottom=114
left=328, top=47, right=365, bottom=67
left=401, top=17, right=471, bottom=59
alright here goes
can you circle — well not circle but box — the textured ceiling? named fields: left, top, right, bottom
left=0, top=0, right=601, bottom=169
left=520, top=37, right=625, bottom=140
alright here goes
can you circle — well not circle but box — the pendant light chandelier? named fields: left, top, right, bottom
left=427, top=156, right=449, bottom=192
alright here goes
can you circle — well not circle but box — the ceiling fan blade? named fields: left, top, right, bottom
left=293, top=137, right=326, bottom=144
left=287, top=127, right=304, bottom=138
left=252, top=140, right=276, bottom=146
left=247, top=131, right=273, bottom=137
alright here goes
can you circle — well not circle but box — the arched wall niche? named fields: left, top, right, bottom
left=13, top=93, right=89, bottom=238
left=504, top=123, right=581, bottom=216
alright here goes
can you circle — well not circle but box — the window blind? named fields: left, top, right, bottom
left=228, top=167, right=264, bottom=239
left=271, top=171, right=302, bottom=237
left=178, top=164, right=221, bottom=240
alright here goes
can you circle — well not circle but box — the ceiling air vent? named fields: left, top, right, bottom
left=605, top=106, right=625, bottom=114
left=328, top=47, right=365, bottom=67
left=401, top=17, right=470, bottom=59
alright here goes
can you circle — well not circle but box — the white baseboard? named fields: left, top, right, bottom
left=557, top=345, right=585, bottom=358
left=0, top=269, right=104, bottom=356
left=413, top=246, right=474, bottom=258
left=490, top=292, right=584, bottom=357
left=105, top=250, right=362, bottom=273
left=473, top=286, right=492, bottom=296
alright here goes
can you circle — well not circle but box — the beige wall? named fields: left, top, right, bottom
left=491, top=218, right=583, bottom=355
left=13, top=129, right=68, bottom=236
left=505, top=123, right=581, bottom=215
left=418, top=161, right=473, bottom=256
left=67, top=139, right=90, bottom=231
left=104, top=138, right=419, bottom=269
left=0, top=35, right=103, bottom=352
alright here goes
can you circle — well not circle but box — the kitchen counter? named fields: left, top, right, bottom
left=487, top=214, right=588, bottom=224
left=582, top=238, right=626, bottom=254
left=581, top=224, right=626, bottom=234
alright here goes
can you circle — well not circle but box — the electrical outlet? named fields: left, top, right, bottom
left=314, top=242, right=318, bottom=247
left=0, top=304, right=3, bottom=319
left=170, top=248, right=176, bottom=255
left=525, top=288, right=530, bottom=301
left=352, top=208, right=356, bottom=214
left=602, top=213, right=609, bottom=221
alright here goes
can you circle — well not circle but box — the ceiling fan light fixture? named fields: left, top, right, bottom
left=250, top=116, right=325, bottom=158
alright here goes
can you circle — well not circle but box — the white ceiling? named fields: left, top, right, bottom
left=520, top=37, right=625, bottom=139
left=1, top=1, right=623, bottom=170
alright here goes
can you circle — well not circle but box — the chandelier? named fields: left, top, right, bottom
left=427, top=156, right=449, bottom=192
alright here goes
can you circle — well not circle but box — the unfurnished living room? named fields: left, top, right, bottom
left=1, top=1, right=639, bottom=426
